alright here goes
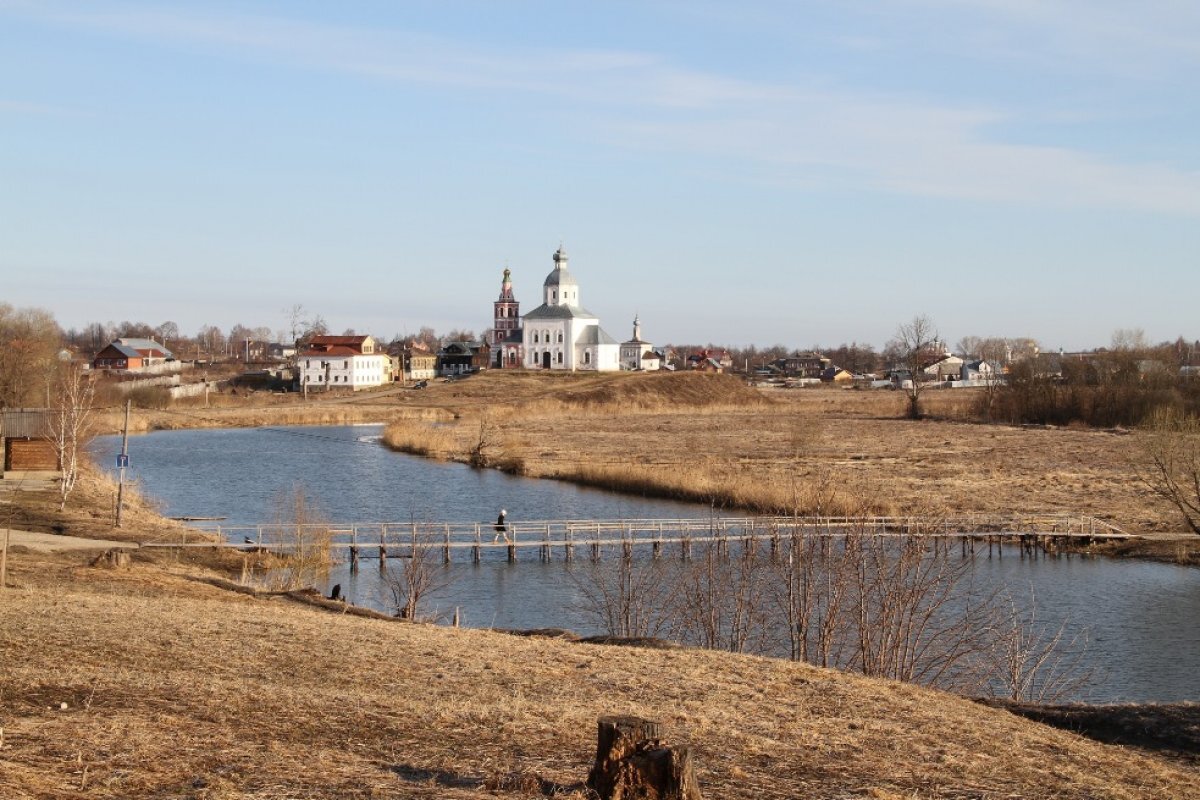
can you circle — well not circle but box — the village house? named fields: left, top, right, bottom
left=521, top=247, right=620, bottom=371
left=391, top=340, right=438, bottom=381
left=438, top=341, right=490, bottom=376
left=0, top=408, right=58, bottom=478
left=821, top=366, right=854, bottom=384
left=688, top=348, right=733, bottom=372
left=640, top=350, right=663, bottom=371
left=961, top=359, right=1004, bottom=384
left=775, top=352, right=828, bottom=378
left=923, top=354, right=965, bottom=381
left=297, top=335, right=390, bottom=391
left=91, top=338, right=176, bottom=373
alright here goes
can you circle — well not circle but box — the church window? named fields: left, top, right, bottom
left=585, top=351, right=591, bottom=365
left=558, top=352, right=564, bottom=364
left=533, top=332, right=539, bottom=344
left=557, top=332, right=563, bottom=343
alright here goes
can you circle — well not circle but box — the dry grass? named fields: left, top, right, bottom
left=1, top=560, right=1197, bottom=799
left=3, top=371, right=1198, bottom=797
left=380, top=373, right=1181, bottom=531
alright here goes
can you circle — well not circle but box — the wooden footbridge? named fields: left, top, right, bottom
left=141, top=514, right=1128, bottom=564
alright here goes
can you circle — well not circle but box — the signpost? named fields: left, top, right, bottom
left=115, top=400, right=130, bottom=528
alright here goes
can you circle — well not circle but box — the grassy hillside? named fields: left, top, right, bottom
left=1, top=551, right=1196, bottom=799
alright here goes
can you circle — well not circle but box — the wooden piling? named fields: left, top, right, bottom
left=349, top=527, right=359, bottom=572
left=472, top=523, right=481, bottom=564
left=443, top=524, right=451, bottom=565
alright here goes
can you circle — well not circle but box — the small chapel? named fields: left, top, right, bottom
left=521, top=247, right=621, bottom=371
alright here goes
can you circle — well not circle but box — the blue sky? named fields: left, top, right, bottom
left=2, top=1, right=1197, bottom=351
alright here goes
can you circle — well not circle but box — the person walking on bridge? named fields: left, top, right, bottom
left=493, top=508, right=510, bottom=544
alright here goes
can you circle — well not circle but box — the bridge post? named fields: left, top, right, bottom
left=622, top=525, right=632, bottom=560
left=443, top=524, right=451, bottom=565
left=542, top=523, right=551, bottom=562
left=379, top=525, right=387, bottom=564
left=652, top=521, right=662, bottom=559
left=507, top=526, right=517, bottom=563
left=592, top=522, right=601, bottom=561
left=473, top=523, right=481, bottom=564
left=565, top=524, right=574, bottom=562
left=350, top=526, right=359, bottom=572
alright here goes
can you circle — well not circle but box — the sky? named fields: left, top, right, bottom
left=2, top=1, right=1198, bottom=352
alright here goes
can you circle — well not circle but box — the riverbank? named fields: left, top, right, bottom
left=69, top=369, right=1200, bottom=564
left=373, top=370, right=1199, bottom=557
left=1, top=545, right=1197, bottom=799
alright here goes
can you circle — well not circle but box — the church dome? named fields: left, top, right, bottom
left=543, top=246, right=578, bottom=288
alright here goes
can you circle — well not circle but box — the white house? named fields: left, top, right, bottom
left=298, top=335, right=390, bottom=390
left=961, top=359, right=1004, bottom=386
left=522, top=247, right=620, bottom=371
left=923, top=354, right=965, bottom=381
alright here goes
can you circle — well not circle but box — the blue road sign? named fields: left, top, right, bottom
left=115, top=454, right=129, bottom=469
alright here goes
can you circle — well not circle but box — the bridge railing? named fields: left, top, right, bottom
left=142, top=513, right=1127, bottom=550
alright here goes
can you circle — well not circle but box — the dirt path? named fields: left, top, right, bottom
left=2, top=528, right=138, bottom=553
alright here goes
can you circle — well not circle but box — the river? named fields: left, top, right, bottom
left=95, top=424, right=1200, bottom=703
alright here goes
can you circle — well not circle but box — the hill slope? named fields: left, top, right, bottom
left=0, top=554, right=1195, bottom=799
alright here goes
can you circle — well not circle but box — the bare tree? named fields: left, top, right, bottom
left=265, top=485, right=335, bottom=590
left=987, top=590, right=1092, bottom=702
left=573, top=558, right=680, bottom=639
left=674, top=541, right=770, bottom=653
left=1137, top=409, right=1200, bottom=534
left=47, top=363, right=95, bottom=511
left=381, top=526, right=450, bottom=620
left=0, top=303, right=62, bottom=407
left=469, top=412, right=500, bottom=468
left=888, top=314, right=941, bottom=419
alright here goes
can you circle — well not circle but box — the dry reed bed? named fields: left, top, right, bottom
left=1, top=567, right=1196, bottom=799
left=383, top=373, right=1173, bottom=530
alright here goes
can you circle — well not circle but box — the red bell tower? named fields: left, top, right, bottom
left=491, top=267, right=523, bottom=368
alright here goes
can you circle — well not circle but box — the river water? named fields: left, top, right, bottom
left=95, top=424, right=1200, bottom=703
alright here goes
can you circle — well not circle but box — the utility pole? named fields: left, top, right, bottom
left=115, top=399, right=131, bottom=528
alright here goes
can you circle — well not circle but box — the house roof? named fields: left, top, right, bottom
left=523, top=303, right=598, bottom=320
left=309, top=335, right=371, bottom=347
left=97, top=343, right=141, bottom=360
left=0, top=408, right=51, bottom=437
left=641, top=351, right=661, bottom=361
left=113, top=338, right=173, bottom=359
left=578, top=325, right=617, bottom=346
left=300, top=346, right=366, bottom=357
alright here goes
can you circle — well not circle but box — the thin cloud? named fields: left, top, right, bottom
left=8, top=2, right=1199, bottom=216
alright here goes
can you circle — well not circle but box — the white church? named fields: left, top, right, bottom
left=522, top=247, right=622, bottom=371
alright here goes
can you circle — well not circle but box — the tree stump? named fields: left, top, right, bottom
left=586, top=715, right=702, bottom=800
left=89, top=549, right=131, bottom=569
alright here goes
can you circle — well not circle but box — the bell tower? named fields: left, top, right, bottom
left=492, top=267, right=522, bottom=367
